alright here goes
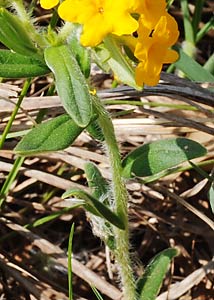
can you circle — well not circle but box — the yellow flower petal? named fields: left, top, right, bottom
left=163, top=49, right=179, bottom=63
left=134, top=6, right=179, bottom=87
left=136, top=0, right=166, bottom=27
left=135, top=60, right=162, bottom=86
left=80, top=15, right=111, bottom=47
left=135, top=45, right=167, bottom=86
left=40, top=0, right=59, bottom=9
left=58, top=0, right=138, bottom=46
left=58, top=0, right=95, bottom=24
left=111, top=12, right=138, bottom=36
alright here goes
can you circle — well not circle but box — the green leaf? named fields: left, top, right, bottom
left=196, top=16, right=214, bottom=43
left=208, top=184, right=214, bottom=214
left=174, top=46, right=214, bottom=82
left=204, top=53, right=214, bottom=76
left=15, top=114, right=84, bottom=155
left=68, top=27, right=91, bottom=78
left=62, top=189, right=125, bottom=230
left=0, top=8, right=38, bottom=56
left=137, top=248, right=179, bottom=300
left=102, top=35, right=141, bottom=89
left=84, top=163, right=116, bottom=250
left=0, top=50, right=50, bottom=78
left=84, top=162, right=109, bottom=199
left=44, top=45, right=92, bottom=127
left=31, top=206, right=81, bottom=227
left=122, top=138, right=207, bottom=178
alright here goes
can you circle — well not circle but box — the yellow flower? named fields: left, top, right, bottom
left=134, top=12, right=179, bottom=86
left=134, top=0, right=166, bottom=26
left=40, top=0, right=59, bottom=9
left=58, top=0, right=139, bottom=46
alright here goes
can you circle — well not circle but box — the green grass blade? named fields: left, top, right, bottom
left=188, top=161, right=213, bottom=182
left=196, top=16, right=214, bottom=43
left=91, top=285, right=104, bottom=300
left=0, top=156, right=25, bottom=208
left=31, top=206, right=82, bottom=227
left=68, top=223, right=75, bottom=300
left=180, top=0, right=195, bottom=44
left=208, top=184, right=214, bottom=214
left=204, top=53, right=214, bottom=76
left=174, top=47, right=214, bottom=82
left=0, top=78, right=31, bottom=149
left=192, top=0, right=205, bottom=37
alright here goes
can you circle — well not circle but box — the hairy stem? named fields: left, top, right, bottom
left=93, top=96, right=136, bottom=300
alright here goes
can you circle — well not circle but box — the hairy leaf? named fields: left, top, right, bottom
left=15, top=114, right=84, bottom=155
left=122, top=138, right=207, bottom=178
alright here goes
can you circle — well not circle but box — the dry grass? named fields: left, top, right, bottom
left=0, top=1, right=214, bottom=299
left=1, top=73, right=214, bottom=299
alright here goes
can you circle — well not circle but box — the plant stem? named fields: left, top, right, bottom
left=0, top=156, right=25, bottom=208
left=57, top=22, right=74, bottom=45
left=0, top=78, right=31, bottom=149
left=93, top=96, right=136, bottom=300
left=0, top=78, right=31, bottom=208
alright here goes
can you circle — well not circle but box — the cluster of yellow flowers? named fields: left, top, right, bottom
left=40, top=0, right=179, bottom=86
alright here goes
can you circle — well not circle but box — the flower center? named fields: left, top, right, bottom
left=149, top=29, right=154, bottom=37
left=98, top=7, right=104, bottom=14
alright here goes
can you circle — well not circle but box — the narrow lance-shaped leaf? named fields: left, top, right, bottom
left=0, top=50, right=49, bottom=78
left=32, top=206, right=82, bottom=227
left=15, top=114, right=85, bottom=155
left=122, top=137, right=207, bottom=178
left=0, top=8, right=38, bottom=56
left=137, top=248, right=179, bottom=300
left=44, top=45, right=92, bottom=127
left=101, top=35, right=141, bottom=89
left=62, top=189, right=125, bottom=230
left=174, top=46, right=214, bottom=82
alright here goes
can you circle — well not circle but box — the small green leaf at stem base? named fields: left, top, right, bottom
left=62, top=188, right=125, bottom=230
left=137, top=248, right=179, bottom=300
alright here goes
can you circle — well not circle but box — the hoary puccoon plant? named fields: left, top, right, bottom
left=0, top=1, right=208, bottom=299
